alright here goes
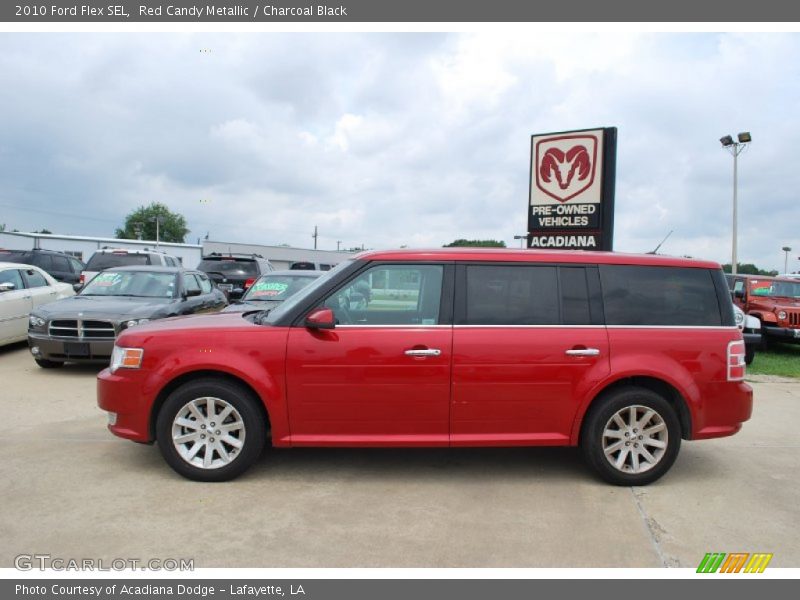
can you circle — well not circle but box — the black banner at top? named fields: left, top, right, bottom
left=2, top=0, right=800, bottom=22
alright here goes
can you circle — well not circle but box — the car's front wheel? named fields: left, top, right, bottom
left=156, top=378, right=267, bottom=482
left=581, top=387, right=681, bottom=486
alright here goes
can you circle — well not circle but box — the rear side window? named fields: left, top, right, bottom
left=35, top=254, right=53, bottom=270
left=68, top=258, right=84, bottom=273
left=22, top=269, right=49, bottom=288
left=86, top=253, right=150, bottom=270
left=51, top=256, right=70, bottom=271
left=0, top=252, right=31, bottom=264
left=197, top=274, right=213, bottom=294
left=600, top=265, right=722, bottom=326
left=464, top=265, right=559, bottom=325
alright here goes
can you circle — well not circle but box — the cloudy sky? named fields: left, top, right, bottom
left=0, top=32, right=798, bottom=271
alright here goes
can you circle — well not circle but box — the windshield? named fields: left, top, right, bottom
left=86, top=253, right=150, bottom=270
left=751, top=280, right=800, bottom=298
left=198, top=259, right=258, bottom=276
left=242, top=273, right=319, bottom=302
left=266, top=260, right=354, bottom=323
left=81, top=271, right=177, bottom=298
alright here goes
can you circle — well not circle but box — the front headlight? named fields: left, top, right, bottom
left=29, top=315, right=46, bottom=329
left=124, top=318, right=151, bottom=329
left=109, top=346, right=144, bottom=373
left=778, top=310, right=788, bottom=320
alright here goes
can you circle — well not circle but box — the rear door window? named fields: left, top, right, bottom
left=0, top=268, right=25, bottom=290
left=51, top=256, right=70, bottom=272
left=463, top=265, right=559, bottom=325
left=600, top=265, right=722, bottom=326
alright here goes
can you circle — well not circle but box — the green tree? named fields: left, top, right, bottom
left=116, top=202, right=189, bottom=243
left=33, top=228, right=52, bottom=234
left=443, top=239, right=506, bottom=248
left=722, top=263, right=778, bottom=277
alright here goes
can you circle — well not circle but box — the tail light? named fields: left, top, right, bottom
left=244, top=278, right=255, bottom=289
left=79, top=273, right=85, bottom=284
left=727, top=340, right=746, bottom=381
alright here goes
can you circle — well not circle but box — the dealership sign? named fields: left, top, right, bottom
left=528, top=127, right=617, bottom=250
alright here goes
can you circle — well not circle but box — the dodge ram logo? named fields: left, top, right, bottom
left=535, top=134, right=599, bottom=203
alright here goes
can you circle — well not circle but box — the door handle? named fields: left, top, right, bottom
left=404, top=348, right=442, bottom=357
left=565, top=348, right=600, bottom=356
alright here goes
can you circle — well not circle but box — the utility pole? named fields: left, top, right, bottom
left=336, top=240, right=341, bottom=251
left=312, top=226, right=318, bottom=250
left=720, top=132, right=751, bottom=275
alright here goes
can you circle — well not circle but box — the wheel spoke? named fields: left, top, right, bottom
left=175, top=417, right=199, bottom=429
left=220, top=422, right=243, bottom=434
left=603, top=428, right=624, bottom=439
left=628, top=406, right=637, bottom=426
left=215, top=440, right=230, bottom=462
left=637, top=409, right=655, bottom=429
left=614, top=448, right=630, bottom=469
left=612, top=414, right=626, bottom=429
left=644, top=423, right=666, bottom=435
left=206, top=397, right=216, bottom=420
left=643, top=438, right=666, bottom=449
left=604, top=440, right=625, bottom=455
left=221, top=434, right=243, bottom=449
left=174, top=432, right=198, bottom=444
left=188, top=402, right=205, bottom=422
left=639, top=446, right=657, bottom=464
left=203, top=445, right=213, bottom=468
left=186, top=441, right=203, bottom=459
left=217, top=405, right=234, bottom=424
left=630, top=450, right=640, bottom=472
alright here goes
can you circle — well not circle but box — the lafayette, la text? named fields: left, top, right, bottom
left=139, top=5, right=348, bottom=17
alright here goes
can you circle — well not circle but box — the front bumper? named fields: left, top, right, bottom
left=762, top=325, right=800, bottom=343
left=97, top=367, right=153, bottom=443
left=28, top=332, right=114, bottom=363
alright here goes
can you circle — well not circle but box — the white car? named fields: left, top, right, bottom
left=0, top=262, right=75, bottom=346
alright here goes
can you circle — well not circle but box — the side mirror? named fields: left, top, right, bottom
left=305, top=307, right=335, bottom=330
left=0, top=282, right=15, bottom=292
left=734, top=289, right=745, bottom=299
left=185, top=288, right=202, bottom=298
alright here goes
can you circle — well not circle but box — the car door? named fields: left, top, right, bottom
left=195, top=272, right=224, bottom=312
left=0, top=268, right=33, bottom=344
left=285, top=263, right=453, bottom=445
left=179, top=273, right=205, bottom=315
left=451, top=263, right=610, bottom=445
left=21, top=268, right=59, bottom=310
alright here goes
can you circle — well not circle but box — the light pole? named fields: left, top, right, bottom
left=782, top=246, right=792, bottom=274
left=720, top=132, right=751, bottom=275
left=513, top=234, right=527, bottom=248
left=150, top=216, right=164, bottom=249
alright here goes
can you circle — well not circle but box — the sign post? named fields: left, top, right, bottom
left=528, top=127, right=617, bottom=250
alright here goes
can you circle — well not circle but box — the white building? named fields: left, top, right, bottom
left=202, top=240, right=356, bottom=271
left=0, top=231, right=203, bottom=267
left=0, top=231, right=358, bottom=271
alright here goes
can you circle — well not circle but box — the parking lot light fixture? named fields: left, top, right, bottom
left=783, top=246, right=792, bottom=274
left=720, top=132, right=751, bottom=275
left=513, top=234, right=527, bottom=248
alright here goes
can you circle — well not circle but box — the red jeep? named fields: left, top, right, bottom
left=98, top=249, right=752, bottom=485
left=731, top=275, right=800, bottom=345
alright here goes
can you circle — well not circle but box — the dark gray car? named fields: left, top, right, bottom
left=221, top=270, right=322, bottom=313
left=27, top=266, right=227, bottom=367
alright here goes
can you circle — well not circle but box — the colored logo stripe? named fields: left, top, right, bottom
left=696, top=552, right=773, bottom=573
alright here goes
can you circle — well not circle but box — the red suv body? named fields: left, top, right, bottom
left=97, top=249, right=752, bottom=485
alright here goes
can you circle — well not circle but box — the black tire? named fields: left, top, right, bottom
left=156, top=378, right=267, bottom=482
left=35, top=358, right=64, bottom=369
left=745, top=344, right=755, bottom=365
left=581, top=387, right=681, bottom=486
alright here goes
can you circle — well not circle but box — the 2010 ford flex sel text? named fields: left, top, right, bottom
left=97, top=249, right=753, bottom=485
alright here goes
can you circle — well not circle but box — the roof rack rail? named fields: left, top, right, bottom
left=204, top=252, right=265, bottom=259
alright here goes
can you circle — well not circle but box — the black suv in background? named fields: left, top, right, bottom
left=197, top=253, right=274, bottom=298
left=0, top=248, right=85, bottom=285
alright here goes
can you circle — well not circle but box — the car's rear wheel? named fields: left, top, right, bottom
left=581, top=387, right=681, bottom=486
left=34, top=358, right=64, bottom=369
left=156, top=378, right=267, bottom=482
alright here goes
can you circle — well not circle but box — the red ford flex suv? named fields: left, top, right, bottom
left=97, top=249, right=752, bottom=485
